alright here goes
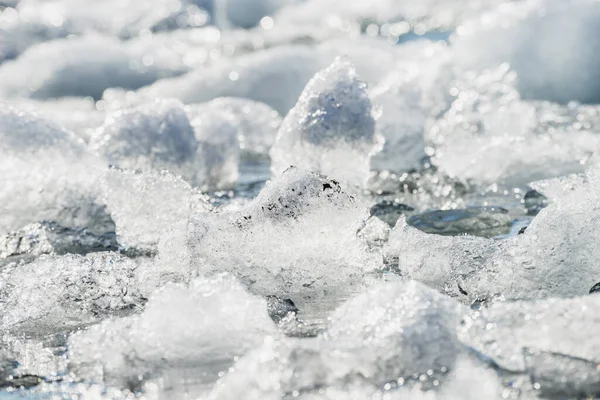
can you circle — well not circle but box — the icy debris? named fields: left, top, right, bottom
left=205, top=97, right=282, bottom=157
left=188, top=167, right=380, bottom=305
left=211, top=281, right=471, bottom=399
left=452, top=0, right=600, bottom=104
left=0, top=252, right=150, bottom=334
left=0, top=35, right=188, bottom=101
left=0, top=103, right=107, bottom=233
left=460, top=294, right=600, bottom=373
left=429, top=65, right=600, bottom=186
left=357, top=216, right=390, bottom=249
left=385, top=218, right=498, bottom=299
left=92, top=98, right=197, bottom=174
left=0, top=221, right=117, bottom=266
left=101, top=169, right=210, bottom=253
left=387, top=168, right=600, bottom=302
left=325, top=280, right=468, bottom=382
left=270, top=59, right=379, bottom=186
left=68, top=273, right=277, bottom=389
left=92, top=98, right=240, bottom=190
left=122, top=45, right=326, bottom=115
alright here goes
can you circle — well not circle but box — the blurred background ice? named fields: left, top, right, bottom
left=1, top=0, right=600, bottom=398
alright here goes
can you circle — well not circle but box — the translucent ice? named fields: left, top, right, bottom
left=188, top=167, right=380, bottom=305
left=0, top=35, right=188, bottom=100
left=452, top=0, right=600, bottom=104
left=270, top=59, right=379, bottom=186
left=211, top=281, right=471, bottom=399
left=101, top=169, right=210, bottom=253
left=92, top=98, right=240, bottom=190
left=460, top=294, right=600, bottom=372
left=0, top=103, right=106, bottom=233
left=325, top=280, right=468, bottom=382
left=68, top=273, right=277, bottom=390
left=0, top=252, right=150, bottom=334
left=387, top=169, right=600, bottom=302
left=429, top=65, right=600, bottom=186
left=204, top=97, right=282, bottom=157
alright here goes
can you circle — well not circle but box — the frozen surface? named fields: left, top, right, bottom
left=69, top=273, right=277, bottom=390
left=0, top=103, right=107, bottom=233
left=270, top=59, right=379, bottom=186
left=0, top=252, right=150, bottom=335
left=429, top=65, right=600, bottom=187
left=188, top=167, right=380, bottom=305
left=101, top=169, right=210, bottom=252
left=3, top=0, right=600, bottom=398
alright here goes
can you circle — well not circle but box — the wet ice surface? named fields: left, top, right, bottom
left=2, top=0, right=600, bottom=398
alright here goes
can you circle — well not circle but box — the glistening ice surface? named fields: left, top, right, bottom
left=1, top=0, right=600, bottom=398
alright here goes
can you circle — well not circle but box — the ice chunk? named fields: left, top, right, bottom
left=101, top=169, right=210, bottom=253
left=68, top=273, right=277, bottom=391
left=460, top=294, right=600, bottom=372
left=91, top=98, right=197, bottom=174
left=325, top=280, right=469, bottom=382
left=211, top=281, right=471, bottom=399
left=0, top=35, right=188, bottom=100
left=0, top=103, right=107, bottom=233
left=429, top=65, right=600, bottom=187
left=452, top=0, right=600, bottom=104
left=0, top=252, right=150, bottom=334
left=270, top=59, right=379, bottom=186
left=188, top=167, right=380, bottom=307
left=205, top=97, right=282, bottom=157
left=92, top=98, right=240, bottom=190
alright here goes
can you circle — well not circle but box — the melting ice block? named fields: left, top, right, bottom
left=0, top=103, right=106, bottom=233
left=0, top=252, right=150, bottom=334
left=68, top=273, right=277, bottom=389
left=460, top=294, right=600, bottom=372
left=387, top=169, right=600, bottom=302
left=92, top=98, right=240, bottom=190
left=188, top=167, right=380, bottom=305
left=452, top=0, right=600, bottom=104
left=101, top=169, right=210, bottom=253
left=210, top=281, right=471, bottom=399
left=270, top=59, right=379, bottom=186
left=429, top=65, right=600, bottom=187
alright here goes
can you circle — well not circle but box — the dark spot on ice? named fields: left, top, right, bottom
left=323, top=183, right=332, bottom=191
left=589, top=282, right=600, bottom=294
left=518, top=226, right=527, bottom=235
left=457, top=283, right=468, bottom=296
